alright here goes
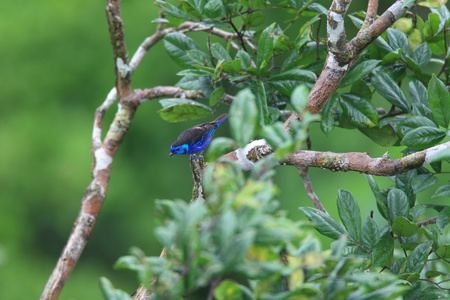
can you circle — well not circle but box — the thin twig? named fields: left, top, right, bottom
left=298, top=167, right=328, bottom=214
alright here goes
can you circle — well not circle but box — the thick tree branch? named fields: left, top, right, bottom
left=226, top=140, right=450, bottom=176
left=305, top=0, right=421, bottom=114
left=40, top=1, right=139, bottom=299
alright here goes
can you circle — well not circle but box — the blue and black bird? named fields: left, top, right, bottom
left=169, top=113, right=229, bottom=156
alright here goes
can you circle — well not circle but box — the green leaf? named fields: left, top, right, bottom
left=320, top=94, right=339, bottom=134
left=337, top=190, right=361, bottom=243
left=211, top=43, right=232, bottom=62
left=158, top=99, right=213, bottom=122
left=382, top=49, right=402, bottom=66
left=411, top=43, right=432, bottom=68
left=398, top=116, right=437, bottom=137
left=256, top=23, right=275, bottom=72
left=209, top=87, right=225, bottom=106
left=409, top=79, right=428, bottom=106
left=164, top=32, right=202, bottom=68
left=401, top=126, right=446, bottom=149
left=436, top=244, right=450, bottom=258
left=425, top=270, right=448, bottom=278
left=387, top=28, right=410, bottom=56
left=204, top=0, right=224, bottom=18
left=99, top=277, right=133, bottom=300
left=274, top=34, right=293, bottom=55
left=229, top=89, right=259, bottom=145
left=261, top=122, right=294, bottom=158
left=358, top=124, right=398, bottom=147
left=244, top=12, right=265, bottom=27
left=267, top=69, right=316, bottom=96
left=340, top=59, right=380, bottom=87
left=411, top=174, right=438, bottom=193
left=365, top=174, right=389, bottom=220
left=236, top=50, right=252, bottom=69
left=436, top=207, right=450, bottom=233
left=433, top=184, right=450, bottom=197
left=214, top=279, right=242, bottom=300
left=300, top=207, right=346, bottom=240
left=255, top=80, right=269, bottom=125
left=205, top=137, right=236, bottom=162
left=428, top=74, right=450, bottom=128
left=361, top=216, right=379, bottom=251
left=371, top=69, right=411, bottom=113
left=392, top=217, right=420, bottom=237
left=405, top=55, right=423, bottom=74
left=405, top=241, right=433, bottom=273
left=213, top=59, right=224, bottom=80
left=222, top=60, right=241, bottom=73
left=339, top=94, right=379, bottom=128
left=387, top=188, right=409, bottom=224
left=291, top=84, right=309, bottom=113
left=372, top=229, right=394, bottom=266
left=156, top=0, right=190, bottom=20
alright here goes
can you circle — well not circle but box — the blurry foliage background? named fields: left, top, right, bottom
left=0, top=0, right=448, bottom=299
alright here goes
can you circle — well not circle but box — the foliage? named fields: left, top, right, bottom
left=101, top=0, right=450, bottom=299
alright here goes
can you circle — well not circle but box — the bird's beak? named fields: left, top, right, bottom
left=169, top=152, right=174, bottom=157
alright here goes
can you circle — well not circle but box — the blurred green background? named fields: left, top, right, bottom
left=1, top=1, right=448, bottom=299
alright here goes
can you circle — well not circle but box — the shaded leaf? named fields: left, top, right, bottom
left=436, top=207, right=450, bottom=233
left=361, top=216, right=379, bottom=251
left=411, top=174, right=438, bottom=193
left=428, top=74, right=450, bottom=128
left=158, top=99, right=213, bottom=122
left=392, top=217, right=420, bottom=237
left=372, top=229, right=394, bottom=266
left=300, top=207, right=346, bottom=240
left=405, top=241, right=433, bottom=273
left=371, top=70, right=411, bottom=113
left=229, top=89, right=259, bottom=145
left=339, top=94, right=379, bottom=128
left=387, top=188, right=409, bottom=224
left=337, top=190, right=361, bottom=243
left=164, top=32, right=202, bottom=68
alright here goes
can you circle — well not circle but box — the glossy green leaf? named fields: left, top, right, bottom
left=409, top=79, right=428, bottom=106
left=387, top=28, right=410, bottom=56
left=156, top=0, right=190, bottom=19
left=204, top=0, right=224, bottom=18
left=392, top=217, right=420, bottom=237
left=209, top=87, right=225, bottom=106
left=401, top=126, right=446, bottom=149
left=158, top=99, right=213, bottom=122
left=300, top=207, right=346, bottom=240
left=436, top=207, right=450, bottom=233
left=372, top=229, right=394, bottom=266
left=164, top=32, right=202, bottom=68
left=361, top=216, right=379, bottom=251
left=339, top=94, right=379, bottom=128
left=366, top=175, right=389, bottom=220
left=428, top=74, right=450, bottom=128
left=433, top=184, right=450, bottom=198
left=411, top=43, right=432, bottom=68
left=387, top=188, right=409, bottom=224
left=229, top=89, right=259, bottom=145
left=397, top=273, right=420, bottom=283
left=411, top=174, right=438, bottom=193
left=185, top=0, right=206, bottom=14
left=320, top=94, right=339, bottom=134
left=382, top=49, right=402, bottom=66
left=406, top=241, right=433, bottom=273
left=256, top=23, right=275, bottom=72
left=340, top=59, right=380, bottom=87
left=371, top=70, right=411, bottom=113
left=267, top=69, right=316, bottom=96
left=337, top=190, right=361, bottom=243
left=398, top=116, right=437, bottom=137
left=405, top=55, right=423, bottom=74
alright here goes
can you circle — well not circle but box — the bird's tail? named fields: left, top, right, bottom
left=213, top=113, right=229, bottom=127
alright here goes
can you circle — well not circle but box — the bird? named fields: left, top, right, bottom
left=169, top=113, right=229, bottom=156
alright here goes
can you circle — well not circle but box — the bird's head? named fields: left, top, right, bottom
left=169, top=144, right=189, bottom=156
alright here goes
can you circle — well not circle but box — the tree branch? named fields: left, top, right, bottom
left=226, top=140, right=450, bottom=176
left=298, top=167, right=328, bottom=214
left=40, top=1, right=139, bottom=299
